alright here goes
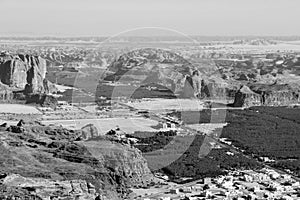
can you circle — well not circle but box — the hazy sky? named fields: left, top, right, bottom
left=0, top=0, right=299, bottom=36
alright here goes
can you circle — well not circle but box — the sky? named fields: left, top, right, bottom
left=0, top=0, right=299, bottom=37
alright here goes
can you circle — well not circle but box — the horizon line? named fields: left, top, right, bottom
left=1, top=35, right=300, bottom=38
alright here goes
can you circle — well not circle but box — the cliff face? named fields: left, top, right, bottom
left=0, top=53, right=48, bottom=94
left=250, top=84, right=300, bottom=106
left=230, top=85, right=261, bottom=107
left=0, top=123, right=153, bottom=199
left=82, top=140, right=153, bottom=187
left=231, top=84, right=300, bottom=107
left=0, top=57, right=27, bottom=88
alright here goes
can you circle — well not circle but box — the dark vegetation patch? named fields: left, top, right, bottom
left=249, top=106, right=300, bottom=124
left=130, top=131, right=261, bottom=182
left=161, top=135, right=261, bottom=182
left=169, top=107, right=300, bottom=177
left=167, top=109, right=226, bottom=124
left=271, top=160, right=300, bottom=177
left=129, top=130, right=177, bottom=152
left=221, top=107, right=300, bottom=160
left=168, top=109, right=212, bottom=124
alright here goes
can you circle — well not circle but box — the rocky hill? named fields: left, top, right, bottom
left=0, top=122, right=153, bottom=199
left=104, top=48, right=192, bottom=80
left=99, top=48, right=207, bottom=99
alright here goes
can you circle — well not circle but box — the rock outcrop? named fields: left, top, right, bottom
left=0, top=53, right=49, bottom=94
left=230, top=84, right=300, bottom=107
left=0, top=123, right=154, bottom=199
left=250, top=84, right=300, bottom=106
left=230, top=85, right=261, bottom=107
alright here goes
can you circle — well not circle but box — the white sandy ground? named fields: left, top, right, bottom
left=186, top=123, right=228, bottom=135
left=79, top=105, right=99, bottom=113
left=0, top=119, right=18, bottom=126
left=126, top=98, right=205, bottom=111
left=42, top=117, right=159, bottom=134
left=0, top=104, right=41, bottom=114
left=54, top=84, right=74, bottom=92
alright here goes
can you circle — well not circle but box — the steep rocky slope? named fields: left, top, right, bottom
left=0, top=122, right=153, bottom=199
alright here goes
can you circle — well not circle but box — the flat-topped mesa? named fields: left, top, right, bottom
left=0, top=53, right=50, bottom=94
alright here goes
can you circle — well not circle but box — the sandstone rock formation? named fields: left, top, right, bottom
left=0, top=53, right=50, bottom=94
